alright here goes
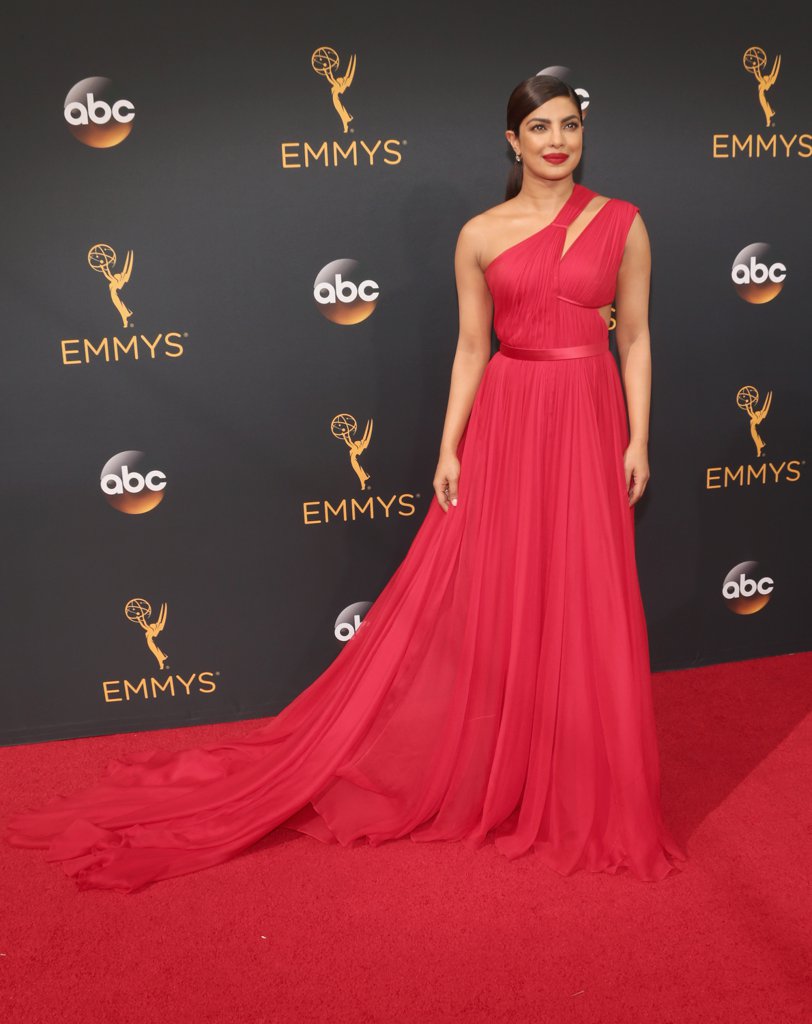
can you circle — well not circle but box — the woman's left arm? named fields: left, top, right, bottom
left=614, top=212, right=652, bottom=507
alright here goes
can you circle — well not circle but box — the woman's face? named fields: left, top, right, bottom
left=508, top=95, right=583, bottom=179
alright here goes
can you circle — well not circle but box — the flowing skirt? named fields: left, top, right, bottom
left=6, top=348, right=687, bottom=892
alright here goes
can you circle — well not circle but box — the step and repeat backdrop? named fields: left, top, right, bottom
left=2, top=2, right=809, bottom=744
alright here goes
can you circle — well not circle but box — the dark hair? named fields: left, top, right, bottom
left=504, top=75, right=584, bottom=200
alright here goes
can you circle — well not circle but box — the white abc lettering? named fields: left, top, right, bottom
left=64, top=92, right=135, bottom=127
left=101, top=473, right=123, bottom=495
left=314, top=273, right=380, bottom=305
left=768, top=262, right=786, bottom=282
left=144, top=469, right=166, bottom=490
left=64, top=101, right=89, bottom=125
left=111, top=99, right=135, bottom=122
left=101, top=466, right=166, bottom=495
left=334, top=613, right=364, bottom=641
left=722, top=573, right=775, bottom=598
left=731, top=257, right=787, bottom=285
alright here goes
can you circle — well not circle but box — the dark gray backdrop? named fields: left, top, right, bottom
left=2, top=1, right=809, bottom=744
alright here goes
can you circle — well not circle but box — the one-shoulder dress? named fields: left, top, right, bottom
left=6, top=183, right=687, bottom=891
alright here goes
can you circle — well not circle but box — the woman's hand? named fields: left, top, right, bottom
left=624, top=440, right=650, bottom=506
left=433, top=450, right=461, bottom=512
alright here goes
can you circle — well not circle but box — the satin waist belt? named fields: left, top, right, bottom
left=498, top=341, right=608, bottom=361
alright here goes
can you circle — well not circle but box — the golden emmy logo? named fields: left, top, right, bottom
left=302, top=414, right=417, bottom=524
left=125, top=598, right=168, bottom=669
left=332, top=412, right=372, bottom=489
left=312, top=46, right=356, bottom=133
left=737, top=385, right=772, bottom=458
left=88, top=243, right=133, bottom=327
left=743, top=46, right=780, bottom=127
left=706, top=381, right=799, bottom=490
left=280, top=45, right=403, bottom=170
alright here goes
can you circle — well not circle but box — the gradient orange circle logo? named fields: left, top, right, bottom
left=538, top=65, right=590, bottom=113
left=314, top=260, right=380, bottom=324
left=722, top=560, right=774, bottom=614
left=731, top=244, right=786, bottom=304
left=334, top=601, right=372, bottom=642
left=64, top=77, right=135, bottom=148
left=100, top=451, right=166, bottom=514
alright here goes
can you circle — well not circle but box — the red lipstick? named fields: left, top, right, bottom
left=543, top=154, right=568, bottom=164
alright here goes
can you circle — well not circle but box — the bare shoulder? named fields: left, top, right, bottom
left=456, top=199, right=524, bottom=268
left=618, top=205, right=651, bottom=274
left=458, top=201, right=516, bottom=242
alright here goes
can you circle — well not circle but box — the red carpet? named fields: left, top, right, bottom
left=2, top=652, right=809, bottom=1024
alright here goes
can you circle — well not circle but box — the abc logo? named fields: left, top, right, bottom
left=539, top=65, right=590, bottom=112
left=731, top=243, right=786, bottom=304
left=334, top=601, right=372, bottom=641
left=64, top=77, right=135, bottom=148
left=100, top=451, right=166, bottom=514
left=314, top=259, right=380, bottom=325
left=722, top=560, right=774, bottom=615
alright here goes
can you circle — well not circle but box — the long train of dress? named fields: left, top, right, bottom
left=6, top=183, right=687, bottom=891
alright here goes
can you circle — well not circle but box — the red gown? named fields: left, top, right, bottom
left=6, top=183, right=687, bottom=891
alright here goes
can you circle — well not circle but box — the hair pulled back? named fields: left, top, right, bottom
left=504, top=74, right=584, bottom=201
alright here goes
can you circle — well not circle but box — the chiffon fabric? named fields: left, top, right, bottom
left=6, top=183, right=687, bottom=892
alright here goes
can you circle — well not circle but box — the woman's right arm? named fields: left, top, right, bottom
left=433, top=220, right=494, bottom=512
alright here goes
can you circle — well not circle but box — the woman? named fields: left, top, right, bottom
left=6, top=75, right=687, bottom=892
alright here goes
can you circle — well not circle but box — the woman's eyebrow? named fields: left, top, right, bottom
left=526, top=116, right=579, bottom=125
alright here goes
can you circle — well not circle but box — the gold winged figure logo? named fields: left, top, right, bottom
left=331, top=412, right=372, bottom=489
left=125, top=598, right=169, bottom=669
left=736, top=385, right=772, bottom=458
left=88, top=243, right=134, bottom=327
left=742, top=46, right=780, bottom=128
left=311, top=46, right=357, bottom=133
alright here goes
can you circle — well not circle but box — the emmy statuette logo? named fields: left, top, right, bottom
left=102, top=597, right=218, bottom=703
left=301, top=412, right=419, bottom=526
left=64, top=77, right=135, bottom=148
left=312, top=46, right=356, bottom=133
left=60, top=245, right=188, bottom=367
left=712, top=47, right=810, bottom=159
left=736, top=386, right=772, bottom=459
left=742, top=46, right=780, bottom=128
left=280, top=45, right=404, bottom=169
left=101, top=597, right=219, bottom=704
left=332, top=412, right=372, bottom=490
left=705, top=385, right=802, bottom=490
left=89, top=243, right=134, bottom=328
left=125, top=598, right=168, bottom=669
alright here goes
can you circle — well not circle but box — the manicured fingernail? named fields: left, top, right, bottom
left=451, top=498, right=457, bottom=506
